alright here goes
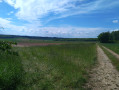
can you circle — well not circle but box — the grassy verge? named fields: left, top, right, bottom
left=15, top=43, right=96, bottom=90
left=100, top=45, right=119, bottom=71
left=0, top=49, right=22, bottom=89
left=102, top=43, right=119, bottom=54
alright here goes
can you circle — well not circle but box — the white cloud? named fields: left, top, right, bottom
left=8, top=11, right=14, bottom=15
left=4, top=0, right=76, bottom=21
left=110, top=29, right=119, bottom=32
left=23, top=26, right=107, bottom=38
left=1, top=0, right=118, bottom=37
left=0, top=0, right=2, bottom=2
left=112, top=20, right=118, bottom=23
left=0, top=17, right=107, bottom=38
left=4, top=0, right=119, bottom=23
left=5, top=18, right=12, bottom=20
left=0, top=18, right=27, bottom=34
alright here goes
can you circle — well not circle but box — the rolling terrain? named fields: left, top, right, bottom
left=1, top=38, right=119, bottom=89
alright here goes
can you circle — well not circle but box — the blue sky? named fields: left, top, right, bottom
left=0, top=0, right=119, bottom=38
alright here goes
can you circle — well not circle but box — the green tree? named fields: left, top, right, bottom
left=98, top=32, right=111, bottom=43
left=111, top=30, right=119, bottom=41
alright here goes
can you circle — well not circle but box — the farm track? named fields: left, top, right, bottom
left=86, top=46, right=119, bottom=90
left=102, top=46, right=119, bottom=60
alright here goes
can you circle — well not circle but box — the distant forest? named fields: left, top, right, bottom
left=0, top=34, right=97, bottom=42
left=98, top=30, right=119, bottom=43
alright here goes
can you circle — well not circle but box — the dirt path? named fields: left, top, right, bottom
left=86, top=46, right=119, bottom=90
left=102, top=46, right=119, bottom=60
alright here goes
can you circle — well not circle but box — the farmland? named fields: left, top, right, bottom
left=1, top=36, right=119, bottom=89
left=14, top=42, right=96, bottom=89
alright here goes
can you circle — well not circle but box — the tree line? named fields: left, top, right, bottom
left=98, top=30, right=119, bottom=43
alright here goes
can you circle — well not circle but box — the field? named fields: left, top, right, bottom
left=1, top=38, right=119, bottom=89
left=12, top=42, right=96, bottom=90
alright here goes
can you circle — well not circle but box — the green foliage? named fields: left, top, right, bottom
left=98, top=32, right=112, bottom=43
left=15, top=43, right=96, bottom=90
left=0, top=41, right=17, bottom=51
left=54, top=38, right=97, bottom=42
left=98, top=30, right=119, bottom=43
left=111, top=30, right=119, bottom=41
left=0, top=41, right=22, bottom=90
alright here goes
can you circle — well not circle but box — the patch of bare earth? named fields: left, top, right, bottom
left=86, top=46, right=119, bottom=90
left=14, top=43, right=63, bottom=47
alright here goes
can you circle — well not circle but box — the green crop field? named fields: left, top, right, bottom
left=12, top=43, right=96, bottom=90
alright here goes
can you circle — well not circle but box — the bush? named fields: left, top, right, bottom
left=0, top=41, right=22, bottom=90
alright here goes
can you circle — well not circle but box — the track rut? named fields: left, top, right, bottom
left=86, top=46, right=119, bottom=90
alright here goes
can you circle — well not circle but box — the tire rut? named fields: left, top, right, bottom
left=86, top=46, right=119, bottom=90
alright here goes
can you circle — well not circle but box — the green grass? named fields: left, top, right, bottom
left=101, top=45, right=119, bottom=71
left=0, top=50, right=22, bottom=90
left=102, top=43, right=119, bottom=54
left=14, top=43, right=96, bottom=90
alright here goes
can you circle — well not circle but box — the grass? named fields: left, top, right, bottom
left=0, top=50, right=22, bottom=90
left=14, top=43, right=97, bottom=90
left=102, top=43, right=119, bottom=54
left=102, top=44, right=119, bottom=71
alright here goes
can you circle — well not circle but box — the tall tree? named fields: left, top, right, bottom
left=98, top=32, right=111, bottom=43
left=111, top=31, right=119, bottom=41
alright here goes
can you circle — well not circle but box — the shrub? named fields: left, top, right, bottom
left=0, top=41, right=22, bottom=90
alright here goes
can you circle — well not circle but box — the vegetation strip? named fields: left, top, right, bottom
left=102, top=43, right=119, bottom=54
left=102, top=46, right=119, bottom=60
left=0, top=41, right=22, bottom=90
left=98, top=30, right=119, bottom=43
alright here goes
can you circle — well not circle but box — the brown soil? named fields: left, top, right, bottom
left=102, top=46, right=119, bottom=60
left=14, top=43, right=63, bottom=47
left=86, top=46, right=119, bottom=90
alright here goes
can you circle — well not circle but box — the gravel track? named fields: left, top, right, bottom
left=86, top=46, right=119, bottom=90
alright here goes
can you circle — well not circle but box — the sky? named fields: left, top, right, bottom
left=0, top=0, right=119, bottom=38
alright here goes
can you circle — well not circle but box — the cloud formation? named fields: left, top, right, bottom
left=8, top=11, right=14, bottom=15
left=32, top=27, right=106, bottom=38
left=0, top=18, right=26, bottom=34
left=112, top=20, right=118, bottom=23
left=4, top=0, right=119, bottom=23
left=0, top=0, right=119, bottom=37
left=0, top=18, right=107, bottom=38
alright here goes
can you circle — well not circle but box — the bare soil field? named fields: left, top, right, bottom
left=15, top=43, right=63, bottom=47
left=86, top=46, right=119, bottom=90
